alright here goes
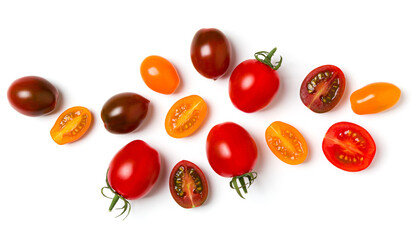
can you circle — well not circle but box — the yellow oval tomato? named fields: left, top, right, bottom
left=265, top=121, right=308, bottom=165
left=350, top=82, right=401, bottom=115
left=140, top=55, right=180, bottom=94
left=50, top=106, right=92, bottom=145
left=165, top=95, right=207, bottom=138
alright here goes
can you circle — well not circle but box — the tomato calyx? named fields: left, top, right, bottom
left=101, top=170, right=131, bottom=220
left=229, top=172, right=258, bottom=199
left=254, top=47, right=282, bottom=70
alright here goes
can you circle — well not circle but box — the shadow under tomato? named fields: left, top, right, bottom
left=131, top=100, right=154, bottom=134
left=141, top=150, right=168, bottom=199
left=45, top=85, right=65, bottom=117
left=218, top=36, right=237, bottom=81
left=170, top=61, right=184, bottom=95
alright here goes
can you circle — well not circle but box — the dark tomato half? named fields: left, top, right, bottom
left=7, top=76, right=59, bottom=116
left=169, top=160, right=208, bottom=208
left=300, top=65, right=345, bottom=113
left=190, top=28, right=231, bottom=80
left=322, top=122, right=376, bottom=172
left=101, top=92, right=149, bottom=134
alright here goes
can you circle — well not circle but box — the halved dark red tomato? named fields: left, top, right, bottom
left=169, top=160, right=208, bottom=208
left=322, top=122, right=376, bottom=172
left=300, top=65, right=345, bottom=113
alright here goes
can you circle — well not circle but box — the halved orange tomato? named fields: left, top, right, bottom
left=165, top=95, right=207, bottom=138
left=265, top=121, right=308, bottom=165
left=50, top=106, right=92, bottom=145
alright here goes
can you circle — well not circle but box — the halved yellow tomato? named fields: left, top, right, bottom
left=50, top=106, right=92, bottom=145
left=265, top=121, right=308, bottom=165
left=165, top=95, right=207, bottom=138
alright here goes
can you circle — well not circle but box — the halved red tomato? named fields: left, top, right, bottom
left=50, top=106, right=92, bottom=145
left=165, top=95, right=207, bottom=138
left=300, top=65, right=345, bottom=113
left=265, top=121, right=308, bottom=165
left=322, top=122, right=376, bottom=172
left=169, top=160, right=208, bottom=208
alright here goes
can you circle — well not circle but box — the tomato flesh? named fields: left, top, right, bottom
left=101, top=92, right=149, bottom=134
left=265, top=121, right=308, bottom=165
left=350, top=82, right=401, bottom=115
left=229, top=59, right=280, bottom=113
left=300, top=65, right=345, bottom=113
left=50, top=106, right=92, bottom=145
left=322, top=122, right=376, bottom=172
left=140, top=55, right=180, bottom=94
left=108, top=140, right=161, bottom=200
left=7, top=76, right=59, bottom=116
left=190, top=28, right=231, bottom=80
left=206, top=122, right=257, bottom=178
left=169, top=160, right=208, bottom=208
left=165, top=95, right=207, bottom=138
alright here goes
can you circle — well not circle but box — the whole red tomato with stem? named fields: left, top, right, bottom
left=101, top=140, right=161, bottom=219
left=229, top=47, right=282, bottom=113
left=206, top=122, right=258, bottom=199
left=190, top=28, right=231, bottom=80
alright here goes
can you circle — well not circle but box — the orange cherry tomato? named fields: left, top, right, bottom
left=140, top=55, right=180, bottom=94
left=165, top=95, right=207, bottom=138
left=265, top=121, right=308, bottom=165
left=350, top=82, right=401, bottom=115
left=50, top=106, right=92, bottom=145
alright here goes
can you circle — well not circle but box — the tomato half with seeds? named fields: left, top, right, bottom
left=140, top=55, right=180, bottom=94
left=169, top=160, right=208, bottom=209
left=322, top=122, right=376, bottom=172
left=265, top=121, right=308, bottom=165
left=165, top=95, right=207, bottom=138
left=206, top=122, right=258, bottom=198
left=300, top=65, right=346, bottom=113
left=350, top=82, right=401, bottom=115
left=50, top=106, right=92, bottom=145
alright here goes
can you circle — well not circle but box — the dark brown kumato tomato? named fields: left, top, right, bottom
left=300, top=65, right=345, bottom=113
left=169, top=160, right=208, bottom=208
left=7, top=76, right=59, bottom=116
left=101, top=92, right=149, bottom=134
left=190, top=28, right=231, bottom=80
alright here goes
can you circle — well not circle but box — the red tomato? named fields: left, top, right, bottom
left=101, top=140, right=161, bottom=219
left=300, top=65, right=346, bottom=113
left=322, top=122, right=376, bottom=172
left=169, top=160, right=208, bottom=208
left=7, top=76, right=59, bottom=116
left=206, top=122, right=258, bottom=198
left=229, top=48, right=281, bottom=113
left=190, top=28, right=231, bottom=80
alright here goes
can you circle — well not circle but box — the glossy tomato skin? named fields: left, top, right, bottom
left=7, top=76, right=59, bottom=116
left=191, top=28, right=231, bottom=80
left=206, top=122, right=257, bottom=177
left=350, top=82, right=401, bottom=115
left=101, top=92, right=149, bottom=134
left=300, top=65, right=345, bottom=113
left=108, top=140, right=160, bottom=200
left=322, top=122, right=376, bottom=172
left=165, top=95, right=207, bottom=138
left=140, top=55, right=180, bottom=94
left=50, top=106, right=92, bottom=145
left=229, top=59, right=280, bottom=113
left=169, top=160, right=208, bottom=208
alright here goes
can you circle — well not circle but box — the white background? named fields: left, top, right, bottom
left=1, top=0, right=418, bottom=239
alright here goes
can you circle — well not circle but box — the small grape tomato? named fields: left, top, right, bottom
left=50, top=106, right=92, bottom=145
left=322, top=122, right=376, bottom=172
left=140, top=55, right=180, bottom=94
left=265, top=121, right=308, bottom=165
left=165, top=95, right=207, bottom=138
left=350, top=82, right=401, bottom=115
left=169, top=160, right=208, bottom=208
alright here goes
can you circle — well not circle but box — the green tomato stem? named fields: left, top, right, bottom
left=109, top=194, right=120, bottom=212
left=254, top=47, right=283, bottom=70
